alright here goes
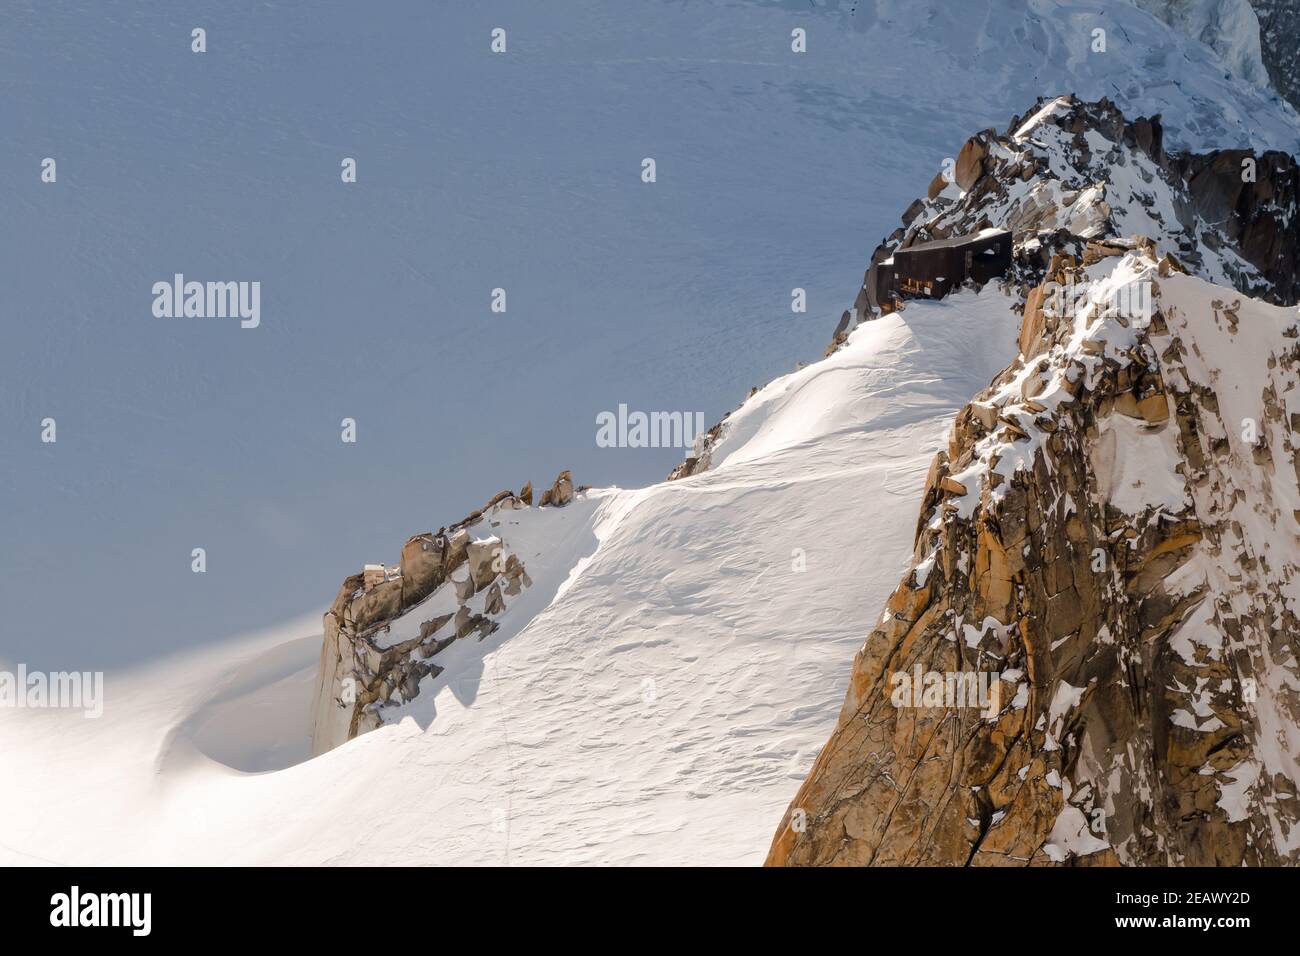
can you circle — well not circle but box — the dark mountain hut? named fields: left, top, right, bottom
left=866, top=228, right=1012, bottom=313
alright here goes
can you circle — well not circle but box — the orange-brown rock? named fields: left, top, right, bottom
left=767, top=253, right=1300, bottom=867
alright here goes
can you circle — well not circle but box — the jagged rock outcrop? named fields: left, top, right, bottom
left=666, top=419, right=726, bottom=481
left=840, top=95, right=1299, bottom=341
left=767, top=96, right=1300, bottom=867
left=309, top=471, right=574, bottom=755
left=767, top=247, right=1300, bottom=865
left=537, top=469, right=574, bottom=507
left=667, top=388, right=765, bottom=481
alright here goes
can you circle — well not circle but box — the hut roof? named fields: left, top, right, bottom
left=902, top=227, right=1010, bottom=253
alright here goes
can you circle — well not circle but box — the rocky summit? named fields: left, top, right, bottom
left=851, top=94, right=1300, bottom=329
left=766, top=98, right=1300, bottom=867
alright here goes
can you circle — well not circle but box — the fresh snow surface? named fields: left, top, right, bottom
left=0, top=289, right=1022, bottom=866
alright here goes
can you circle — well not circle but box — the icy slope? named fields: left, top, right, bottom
left=0, top=288, right=1021, bottom=866
left=803, top=0, right=1300, bottom=151
left=1251, top=0, right=1300, bottom=111
left=1135, top=0, right=1271, bottom=89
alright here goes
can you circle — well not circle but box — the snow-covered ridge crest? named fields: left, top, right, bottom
left=674, top=96, right=1300, bottom=484
left=769, top=246, right=1300, bottom=865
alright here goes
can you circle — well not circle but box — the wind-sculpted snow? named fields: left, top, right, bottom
left=764, top=0, right=1300, bottom=151
left=0, top=290, right=1022, bottom=865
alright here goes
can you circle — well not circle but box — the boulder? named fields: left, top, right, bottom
left=467, top=536, right=502, bottom=591
left=400, top=533, right=444, bottom=607
left=954, top=133, right=990, bottom=191
left=539, top=470, right=574, bottom=507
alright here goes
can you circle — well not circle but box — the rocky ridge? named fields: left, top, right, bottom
left=309, top=470, right=575, bottom=755
left=769, top=250, right=1300, bottom=865
left=675, top=95, right=1299, bottom=482
left=845, top=94, right=1300, bottom=329
left=764, top=98, right=1300, bottom=866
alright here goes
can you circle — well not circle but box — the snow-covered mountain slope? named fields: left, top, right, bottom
left=791, top=0, right=1300, bottom=151
left=0, top=288, right=1022, bottom=866
left=6, top=2, right=1300, bottom=869
left=8, top=0, right=1300, bottom=676
left=677, top=93, right=1299, bottom=480
left=1143, top=0, right=1300, bottom=116
left=756, top=95, right=1300, bottom=867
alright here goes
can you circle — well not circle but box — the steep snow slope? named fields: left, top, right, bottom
left=685, top=93, right=1299, bottom=482
left=0, top=289, right=1022, bottom=866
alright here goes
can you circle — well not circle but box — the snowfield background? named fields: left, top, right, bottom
left=2, top=0, right=1298, bottom=865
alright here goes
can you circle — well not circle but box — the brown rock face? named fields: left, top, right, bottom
left=1180, top=149, right=1300, bottom=301
left=767, top=251, right=1300, bottom=867
left=310, top=475, right=561, bottom=755
left=927, top=170, right=948, bottom=201
left=1020, top=283, right=1049, bottom=359
left=538, top=469, right=574, bottom=507
left=954, top=132, right=992, bottom=192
